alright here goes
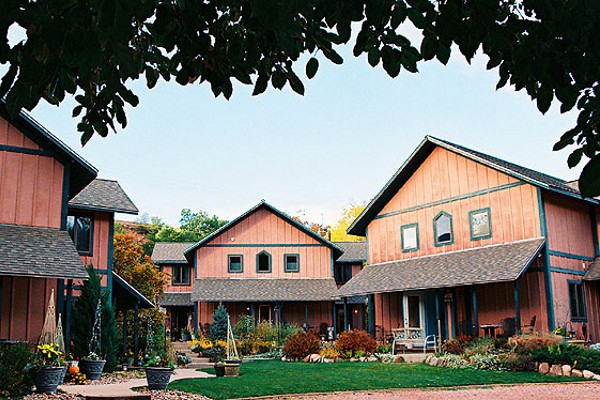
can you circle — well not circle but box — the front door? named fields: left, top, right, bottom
left=258, top=304, right=272, bottom=322
left=403, top=293, right=425, bottom=328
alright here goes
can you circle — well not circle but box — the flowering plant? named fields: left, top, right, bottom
left=35, top=344, right=64, bottom=367
left=144, top=354, right=175, bottom=369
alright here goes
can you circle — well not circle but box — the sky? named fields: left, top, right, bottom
left=26, top=40, right=581, bottom=227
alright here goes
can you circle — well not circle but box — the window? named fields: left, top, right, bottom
left=67, top=214, right=93, bottom=255
left=172, top=264, right=190, bottom=285
left=334, top=264, right=353, bottom=285
left=569, top=281, right=586, bottom=321
left=284, top=254, right=300, bottom=272
left=228, top=255, right=243, bottom=273
left=470, top=208, right=492, bottom=240
left=433, top=211, right=453, bottom=246
left=401, top=223, right=419, bottom=252
left=256, top=251, right=272, bottom=273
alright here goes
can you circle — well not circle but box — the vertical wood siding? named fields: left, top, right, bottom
left=196, top=208, right=332, bottom=278
left=1, top=276, right=56, bottom=343
left=0, top=118, right=40, bottom=150
left=368, top=147, right=541, bottom=264
left=79, top=211, right=111, bottom=273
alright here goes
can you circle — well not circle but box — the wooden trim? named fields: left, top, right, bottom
left=67, top=212, right=94, bottom=256
left=590, top=205, right=600, bottom=258
left=568, top=280, right=587, bottom=322
left=227, top=254, right=244, bottom=274
left=0, top=144, right=44, bottom=155
left=61, top=163, right=71, bottom=230
left=537, top=188, right=556, bottom=330
left=256, top=250, right=272, bottom=273
left=374, top=182, right=525, bottom=220
left=433, top=211, right=454, bottom=247
left=107, top=215, right=114, bottom=301
left=283, top=253, right=300, bottom=273
left=469, top=207, right=492, bottom=241
left=550, top=267, right=586, bottom=276
left=400, top=223, right=419, bottom=252
left=548, top=250, right=595, bottom=262
left=206, top=243, right=324, bottom=248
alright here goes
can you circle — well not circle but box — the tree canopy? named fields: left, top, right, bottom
left=330, top=202, right=366, bottom=242
left=2, top=1, right=599, bottom=194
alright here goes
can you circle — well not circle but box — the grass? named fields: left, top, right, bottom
left=169, top=360, right=582, bottom=399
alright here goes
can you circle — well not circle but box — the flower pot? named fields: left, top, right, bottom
left=224, top=363, right=240, bottom=377
left=145, top=367, right=173, bottom=390
left=34, top=366, right=64, bottom=394
left=79, top=359, right=106, bottom=381
left=214, top=364, right=225, bottom=377
left=59, top=365, right=68, bottom=384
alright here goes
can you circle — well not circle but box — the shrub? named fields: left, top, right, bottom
left=376, top=344, right=392, bottom=354
left=532, top=343, right=600, bottom=373
left=463, top=337, right=495, bottom=358
left=440, top=336, right=472, bottom=355
left=0, top=343, right=34, bottom=397
left=497, top=352, right=535, bottom=371
left=508, top=334, right=562, bottom=354
left=335, top=330, right=377, bottom=357
left=282, top=331, right=321, bottom=360
left=209, top=304, right=229, bottom=341
left=319, top=345, right=340, bottom=360
left=466, top=353, right=501, bottom=370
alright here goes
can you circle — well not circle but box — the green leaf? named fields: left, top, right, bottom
left=579, top=155, right=600, bottom=197
left=368, top=48, right=381, bottom=67
left=391, top=4, right=407, bottom=29
left=323, top=48, right=344, bottom=65
left=536, top=86, right=553, bottom=114
left=420, top=35, right=437, bottom=61
left=567, top=148, right=583, bottom=168
left=436, top=44, right=451, bottom=65
left=306, top=57, right=319, bottom=79
left=407, top=8, right=426, bottom=29
left=252, top=75, right=268, bottom=96
left=288, top=70, right=305, bottom=95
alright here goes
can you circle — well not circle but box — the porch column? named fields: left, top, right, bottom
left=56, top=279, right=65, bottom=321
left=193, top=302, right=199, bottom=334
left=133, top=301, right=139, bottom=366
left=367, top=294, right=375, bottom=337
left=343, top=297, right=348, bottom=331
left=464, top=288, right=473, bottom=336
left=250, top=303, right=255, bottom=324
left=472, top=287, right=479, bottom=338
left=0, top=277, right=3, bottom=333
left=277, top=302, right=282, bottom=325
left=304, top=302, right=309, bottom=329
left=400, top=292, right=405, bottom=327
left=332, top=302, right=337, bottom=337
left=65, top=280, right=73, bottom=355
left=435, top=290, right=440, bottom=341
left=122, top=309, right=128, bottom=360
left=514, top=280, right=521, bottom=334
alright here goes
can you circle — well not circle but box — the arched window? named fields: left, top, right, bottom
left=434, top=212, right=453, bottom=246
left=256, top=250, right=272, bottom=273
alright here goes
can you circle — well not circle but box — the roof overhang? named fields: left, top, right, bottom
left=192, top=278, right=340, bottom=302
left=584, top=258, right=600, bottom=281
left=159, top=292, right=193, bottom=307
left=112, top=272, right=155, bottom=310
left=339, top=238, right=545, bottom=297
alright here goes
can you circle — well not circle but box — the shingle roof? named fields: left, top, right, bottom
left=69, top=179, right=138, bottom=214
left=112, top=272, right=155, bottom=309
left=159, top=292, right=193, bottom=306
left=152, top=242, right=194, bottom=264
left=339, top=238, right=545, bottom=296
left=0, top=223, right=87, bottom=279
left=184, top=201, right=343, bottom=260
left=584, top=258, right=600, bottom=281
left=335, top=242, right=367, bottom=263
left=348, top=136, right=596, bottom=236
left=192, top=278, right=340, bottom=302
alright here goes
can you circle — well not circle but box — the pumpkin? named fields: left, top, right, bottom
left=68, top=365, right=80, bottom=375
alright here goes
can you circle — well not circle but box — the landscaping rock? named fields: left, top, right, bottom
left=322, top=357, right=333, bottom=363
left=309, top=354, right=321, bottom=363
left=562, top=365, right=572, bottom=376
left=350, top=357, right=358, bottom=362
left=359, top=357, right=367, bottom=362
left=303, top=355, right=310, bottom=363
left=368, top=356, right=378, bottom=362
left=428, top=357, right=438, bottom=366
left=583, top=370, right=595, bottom=379
left=549, top=364, right=563, bottom=376
left=572, top=369, right=583, bottom=377
left=593, top=374, right=600, bottom=381
left=538, top=362, right=550, bottom=374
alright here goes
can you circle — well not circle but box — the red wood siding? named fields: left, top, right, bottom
left=196, top=208, right=332, bottom=278
left=0, top=276, right=57, bottom=343
left=369, top=147, right=541, bottom=264
left=0, top=118, right=40, bottom=149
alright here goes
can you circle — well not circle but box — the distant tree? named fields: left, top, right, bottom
left=330, top=202, right=366, bottom=242
left=179, top=208, right=229, bottom=239
left=71, top=265, right=119, bottom=371
left=291, top=215, right=329, bottom=238
left=209, top=304, right=229, bottom=341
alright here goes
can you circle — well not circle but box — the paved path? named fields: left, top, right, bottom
left=59, top=368, right=212, bottom=397
left=285, top=382, right=600, bottom=400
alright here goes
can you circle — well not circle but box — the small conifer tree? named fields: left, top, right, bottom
left=209, top=304, right=228, bottom=341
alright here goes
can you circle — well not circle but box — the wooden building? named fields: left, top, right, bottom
left=340, top=136, right=600, bottom=343
left=176, top=201, right=343, bottom=335
left=0, top=100, right=145, bottom=350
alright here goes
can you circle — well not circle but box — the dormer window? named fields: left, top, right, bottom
left=67, top=214, right=93, bottom=255
left=433, top=211, right=453, bottom=246
left=256, top=251, right=272, bottom=273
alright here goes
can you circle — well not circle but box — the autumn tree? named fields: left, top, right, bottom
left=2, top=1, right=600, bottom=194
left=330, top=202, right=366, bottom=242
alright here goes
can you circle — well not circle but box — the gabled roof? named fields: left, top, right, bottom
left=339, top=238, right=545, bottom=296
left=192, top=278, right=340, bottom=302
left=348, top=136, right=597, bottom=236
left=111, top=272, right=155, bottom=310
left=0, top=223, right=88, bottom=280
left=69, top=179, right=138, bottom=215
left=184, top=200, right=344, bottom=260
left=335, top=242, right=367, bottom=263
left=584, top=258, right=600, bottom=281
left=152, top=242, right=195, bottom=264
left=0, top=100, right=97, bottom=198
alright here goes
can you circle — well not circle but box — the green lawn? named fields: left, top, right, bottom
left=168, top=360, right=582, bottom=399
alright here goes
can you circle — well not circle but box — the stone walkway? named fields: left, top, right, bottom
left=59, top=368, right=212, bottom=397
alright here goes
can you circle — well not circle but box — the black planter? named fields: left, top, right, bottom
left=59, top=365, right=68, bottom=384
left=79, top=359, right=106, bottom=381
left=146, top=367, right=173, bottom=390
left=214, top=364, right=225, bottom=377
left=34, top=366, right=64, bottom=394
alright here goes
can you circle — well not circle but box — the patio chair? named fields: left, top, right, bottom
left=497, top=317, right=516, bottom=338
left=522, top=315, right=536, bottom=334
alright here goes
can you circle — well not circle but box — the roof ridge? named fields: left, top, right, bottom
left=369, top=237, right=545, bottom=267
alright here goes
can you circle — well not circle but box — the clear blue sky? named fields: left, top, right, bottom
left=29, top=44, right=580, bottom=227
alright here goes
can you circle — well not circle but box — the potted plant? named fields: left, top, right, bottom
left=181, top=328, right=191, bottom=342
left=31, top=344, right=65, bottom=394
left=145, top=353, right=175, bottom=390
left=223, top=315, right=241, bottom=376
left=213, top=360, right=226, bottom=377
left=79, top=300, right=106, bottom=380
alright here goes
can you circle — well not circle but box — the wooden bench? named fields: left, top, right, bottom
left=391, top=327, right=436, bottom=354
